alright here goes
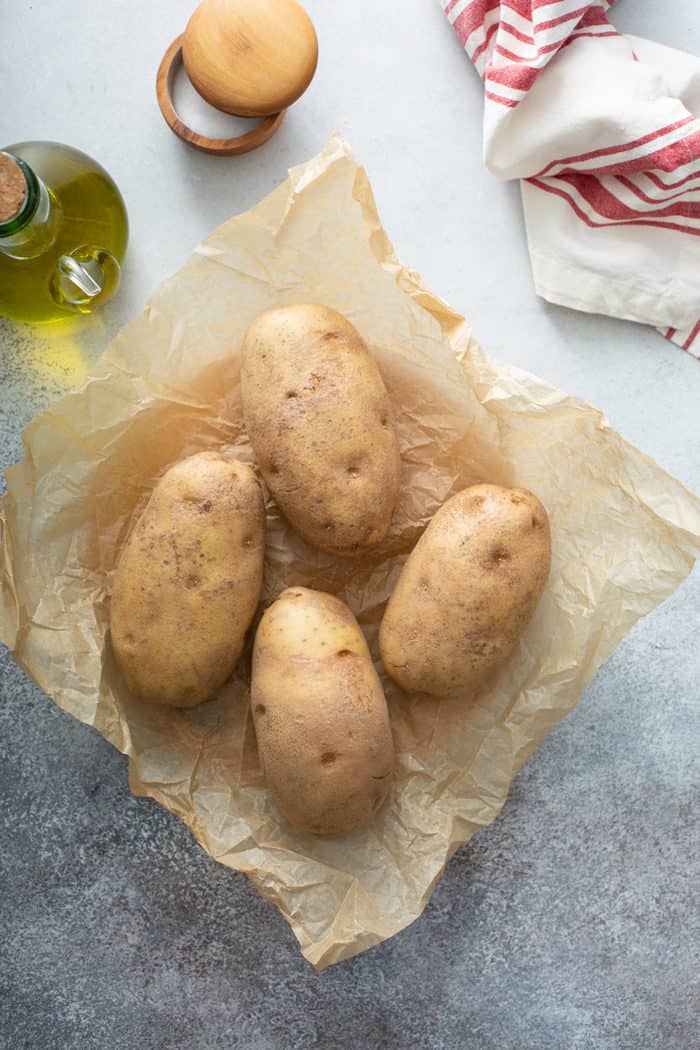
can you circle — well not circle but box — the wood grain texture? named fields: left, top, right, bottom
left=183, top=0, right=318, bottom=117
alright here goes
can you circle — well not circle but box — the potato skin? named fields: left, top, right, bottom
left=251, top=587, right=394, bottom=836
left=379, top=484, right=551, bottom=698
left=240, top=303, right=401, bottom=556
left=111, top=452, right=265, bottom=707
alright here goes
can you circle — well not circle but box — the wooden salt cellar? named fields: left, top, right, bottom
left=156, top=0, right=318, bottom=156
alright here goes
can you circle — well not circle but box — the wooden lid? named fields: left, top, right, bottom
left=182, top=0, right=318, bottom=117
left=0, top=153, right=27, bottom=224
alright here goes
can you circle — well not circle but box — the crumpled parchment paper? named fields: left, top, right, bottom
left=2, top=134, right=700, bottom=970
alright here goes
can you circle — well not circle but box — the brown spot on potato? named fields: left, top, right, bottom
left=184, top=574, right=200, bottom=589
left=320, top=751, right=336, bottom=765
left=285, top=391, right=298, bottom=399
left=337, top=649, right=352, bottom=658
left=200, top=500, right=213, bottom=513
left=491, top=548, right=510, bottom=565
left=347, top=466, right=360, bottom=478
left=269, top=463, right=280, bottom=475
left=323, top=522, right=333, bottom=531
left=322, top=331, right=340, bottom=342
left=255, top=704, right=266, bottom=715
left=510, top=493, right=525, bottom=504
left=471, top=639, right=493, bottom=656
left=242, top=535, right=254, bottom=548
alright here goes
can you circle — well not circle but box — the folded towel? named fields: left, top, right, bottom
left=442, top=0, right=700, bottom=357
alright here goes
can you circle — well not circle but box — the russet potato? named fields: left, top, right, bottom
left=251, top=587, right=395, bottom=836
left=241, top=303, right=401, bottom=557
left=379, top=484, right=551, bottom=698
left=111, top=452, right=265, bottom=707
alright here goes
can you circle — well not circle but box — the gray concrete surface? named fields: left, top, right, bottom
left=1, top=2, right=699, bottom=1048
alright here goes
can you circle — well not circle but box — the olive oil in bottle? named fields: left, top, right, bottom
left=0, top=141, right=128, bottom=324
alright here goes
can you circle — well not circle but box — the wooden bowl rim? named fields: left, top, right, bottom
left=155, top=35, right=286, bottom=156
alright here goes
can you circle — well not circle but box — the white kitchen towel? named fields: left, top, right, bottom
left=442, top=0, right=700, bottom=358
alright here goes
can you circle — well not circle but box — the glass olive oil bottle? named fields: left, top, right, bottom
left=0, top=141, right=128, bottom=324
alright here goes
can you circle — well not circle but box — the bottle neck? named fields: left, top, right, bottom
left=0, top=152, right=60, bottom=260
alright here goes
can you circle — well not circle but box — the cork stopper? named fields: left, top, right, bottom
left=0, top=153, right=27, bottom=224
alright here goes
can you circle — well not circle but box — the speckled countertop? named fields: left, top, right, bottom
left=1, top=2, right=699, bottom=1048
